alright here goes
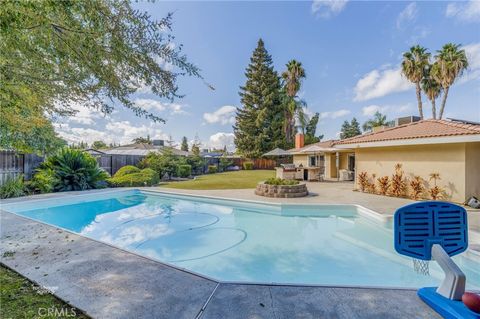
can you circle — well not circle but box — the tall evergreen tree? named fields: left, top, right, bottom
left=305, top=113, right=323, bottom=145
left=234, top=39, right=285, bottom=158
left=340, top=118, right=362, bottom=139
left=181, top=136, right=189, bottom=152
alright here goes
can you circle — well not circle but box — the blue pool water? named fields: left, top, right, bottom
left=3, top=190, right=479, bottom=288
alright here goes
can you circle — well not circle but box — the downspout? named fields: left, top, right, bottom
left=336, top=152, right=339, bottom=181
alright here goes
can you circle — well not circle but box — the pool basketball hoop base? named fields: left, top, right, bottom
left=394, top=201, right=478, bottom=319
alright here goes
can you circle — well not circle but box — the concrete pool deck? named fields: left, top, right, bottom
left=1, top=187, right=475, bottom=318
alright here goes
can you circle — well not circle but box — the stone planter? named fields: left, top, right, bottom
left=255, top=182, right=308, bottom=198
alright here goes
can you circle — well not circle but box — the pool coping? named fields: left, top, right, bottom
left=1, top=187, right=479, bottom=288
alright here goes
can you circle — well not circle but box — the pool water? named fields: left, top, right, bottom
left=4, top=190, right=479, bottom=288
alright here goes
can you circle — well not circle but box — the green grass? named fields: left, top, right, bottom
left=160, top=170, right=275, bottom=190
left=0, top=265, right=89, bottom=319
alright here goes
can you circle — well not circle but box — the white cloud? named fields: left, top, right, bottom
left=59, top=102, right=104, bottom=125
left=354, top=67, right=413, bottom=101
left=134, top=98, right=187, bottom=115
left=396, top=2, right=418, bottom=29
left=446, top=1, right=480, bottom=23
left=311, top=0, right=348, bottom=18
left=203, top=105, right=236, bottom=125
left=459, top=42, right=480, bottom=84
left=208, top=132, right=235, bottom=151
left=320, top=109, right=351, bottom=119
left=362, top=103, right=413, bottom=117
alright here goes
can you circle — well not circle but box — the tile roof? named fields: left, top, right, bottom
left=288, top=140, right=337, bottom=153
left=335, top=119, right=480, bottom=145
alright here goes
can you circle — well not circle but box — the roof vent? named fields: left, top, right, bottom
left=152, top=139, right=164, bottom=146
left=395, top=116, right=421, bottom=126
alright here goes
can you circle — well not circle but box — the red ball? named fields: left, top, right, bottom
left=462, top=292, right=480, bottom=314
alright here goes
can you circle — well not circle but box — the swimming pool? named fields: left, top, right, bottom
left=3, top=190, right=479, bottom=288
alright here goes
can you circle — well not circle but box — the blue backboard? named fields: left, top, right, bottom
left=394, top=201, right=468, bottom=260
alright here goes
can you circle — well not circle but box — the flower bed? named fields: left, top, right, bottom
left=255, top=181, right=308, bottom=198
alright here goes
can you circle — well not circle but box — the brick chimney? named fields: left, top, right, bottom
left=295, top=133, right=305, bottom=149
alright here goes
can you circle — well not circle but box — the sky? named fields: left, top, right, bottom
left=55, top=0, right=480, bottom=150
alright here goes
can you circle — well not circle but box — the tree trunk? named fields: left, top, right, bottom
left=431, top=99, right=436, bottom=120
left=439, top=86, right=449, bottom=120
left=415, top=82, right=423, bottom=119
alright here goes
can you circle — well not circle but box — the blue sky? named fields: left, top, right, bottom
left=56, top=1, right=480, bottom=150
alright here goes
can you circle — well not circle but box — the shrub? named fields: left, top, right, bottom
left=0, top=175, right=26, bottom=199
left=264, top=178, right=299, bottom=186
left=219, top=157, right=233, bottom=172
left=391, top=163, right=407, bottom=197
left=207, top=165, right=217, bottom=174
left=28, top=168, right=55, bottom=194
left=177, top=165, right=192, bottom=178
left=367, top=173, right=377, bottom=193
left=410, top=176, right=425, bottom=200
left=357, top=172, right=369, bottom=192
left=377, top=176, right=390, bottom=195
left=114, top=165, right=140, bottom=177
left=37, top=148, right=109, bottom=192
left=428, top=173, right=443, bottom=200
left=108, top=168, right=159, bottom=187
left=139, top=149, right=179, bottom=179
left=243, top=161, right=254, bottom=170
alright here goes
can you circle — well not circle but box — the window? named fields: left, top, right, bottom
left=309, top=155, right=317, bottom=167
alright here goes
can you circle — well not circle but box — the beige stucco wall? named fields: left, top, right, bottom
left=354, top=143, right=470, bottom=203
left=293, top=154, right=309, bottom=167
left=465, top=142, right=480, bottom=199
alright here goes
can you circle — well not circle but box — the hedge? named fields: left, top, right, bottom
left=243, top=162, right=254, bottom=170
left=108, top=168, right=159, bottom=187
left=177, top=164, right=192, bottom=178
left=207, top=165, right=217, bottom=174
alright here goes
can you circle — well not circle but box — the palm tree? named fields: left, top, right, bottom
left=421, top=64, right=442, bottom=119
left=362, top=111, right=388, bottom=132
left=431, top=43, right=469, bottom=120
left=281, top=60, right=306, bottom=142
left=401, top=45, right=431, bottom=119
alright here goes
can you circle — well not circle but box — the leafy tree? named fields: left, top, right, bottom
left=181, top=136, right=189, bottom=152
left=304, top=112, right=323, bottom=145
left=92, top=140, right=108, bottom=149
left=431, top=43, right=468, bottom=119
left=281, top=60, right=306, bottom=142
left=340, top=118, right=362, bottom=139
left=234, top=39, right=285, bottom=157
left=422, top=64, right=442, bottom=119
left=362, top=111, right=388, bottom=132
left=1, top=1, right=203, bottom=154
left=191, top=133, right=201, bottom=156
left=139, top=149, right=179, bottom=179
left=132, top=136, right=152, bottom=144
left=401, top=45, right=431, bottom=119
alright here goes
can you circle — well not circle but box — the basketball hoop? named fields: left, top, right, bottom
left=412, top=258, right=429, bottom=275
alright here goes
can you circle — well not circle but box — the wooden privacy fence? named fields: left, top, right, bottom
left=230, top=157, right=291, bottom=170
left=0, top=150, right=44, bottom=185
left=93, top=154, right=144, bottom=176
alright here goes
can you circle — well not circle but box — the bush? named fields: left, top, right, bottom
left=28, top=168, right=55, bottom=194
left=139, top=149, right=179, bottom=179
left=177, top=165, right=192, bottom=178
left=0, top=175, right=26, bottom=199
left=243, top=161, right=254, bottom=170
left=108, top=168, right=159, bottom=187
left=114, top=165, right=140, bottom=177
left=37, top=148, right=109, bottom=192
left=207, top=165, right=217, bottom=174
left=264, top=178, right=299, bottom=186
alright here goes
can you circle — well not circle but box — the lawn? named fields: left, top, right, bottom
left=160, top=170, right=275, bottom=190
left=0, top=265, right=89, bottom=319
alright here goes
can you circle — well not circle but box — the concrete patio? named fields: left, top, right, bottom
left=1, top=187, right=477, bottom=318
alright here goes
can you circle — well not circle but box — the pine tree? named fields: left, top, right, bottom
left=181, top=136, right=189, bottom=152
left=305, top=112, right=322, bottom=145
left=234, top=39, right=286, bottom=158
left=340, top=118, right=362, bottom=139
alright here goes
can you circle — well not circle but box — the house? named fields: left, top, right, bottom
left=335, top=119, right=480, bottom=203
left=283, top=138, right=355, bottom=181
left=271, top=118, right=480, bottom=203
